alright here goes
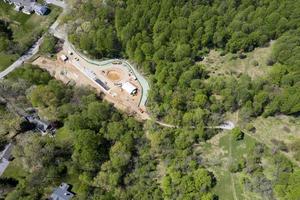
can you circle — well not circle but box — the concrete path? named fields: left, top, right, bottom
left=206, top=121, right=235, bottom=130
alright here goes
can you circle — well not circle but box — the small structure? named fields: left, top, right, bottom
left=60, top=54, right=68, bottom=62
left=25, top=115, right=54, bottom=135
left=14, top=3, right=22, bottom=11
left=122, top=82, right=137, bottom=95
left=22, top=6, right=33, bottom=15
left=34, top=4, right=48, bottom=15
left=50, top=183, right=74, bottom=200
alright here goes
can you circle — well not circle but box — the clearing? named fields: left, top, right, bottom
left=197, top=131, right=266, bottom=200
left=199, top=41, right=275, bottom=79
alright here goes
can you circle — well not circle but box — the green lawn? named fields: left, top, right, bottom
left=0, top=1, right=61, bottom=71
left=0, top=52, right=18, bottom=71
left=215, top=134, right=258, bottom=200
left=2, top=159, right=27, bottom=180
left=54, top=128, right=82, bottom=194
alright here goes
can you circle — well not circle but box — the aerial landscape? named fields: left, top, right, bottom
left=0, top=0, right=299, bottom=199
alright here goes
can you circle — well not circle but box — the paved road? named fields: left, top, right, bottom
left=50, top=22, right=151, bottom=108
left=46, top=0, right=67, bottom=9
left=0, top=37, right=43, bottom=79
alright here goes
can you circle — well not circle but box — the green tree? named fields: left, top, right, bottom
left=40, top=34, right=57, bottom=55
left=231, top=127, right=244, bottom=141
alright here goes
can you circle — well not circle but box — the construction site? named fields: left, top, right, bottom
left=33, top=50, right=149, bottom=120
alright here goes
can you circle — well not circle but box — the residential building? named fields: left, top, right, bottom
left=50, top=183, right=74, bottom=200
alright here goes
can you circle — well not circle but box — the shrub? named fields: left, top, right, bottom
left=266, top=57, right=275, bottom=66
left=231, top=127, right=244, bottom=141
left=251, top=60, right=259, bottom=66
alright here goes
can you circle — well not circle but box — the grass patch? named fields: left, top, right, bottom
left=0, top=52, right=18, bottom=71
left=245, top=115, right=300, bottom=166
left=2, top=159, right=27, bottom=180
left=199, top=42, right=274, bottom=79
left=202, top=131, right=261, bottom=200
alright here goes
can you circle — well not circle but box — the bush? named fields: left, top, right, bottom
left=245, top=123, right=256, bottom=133
left=231, top=127, right=244, bottom=141
left=251, top=60, right=259, bottom=66
left=271, top=139, right=288, bottom=152
left=229, top=158, right=245, bottom=173
left=40, top=34, right=58, bottom=55
left=239, top=53, right=247, bottom=59
left=266, top=57, right=275, bottom=66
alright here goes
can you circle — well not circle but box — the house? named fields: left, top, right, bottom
left=122, top=82, right=137, bottom=95
left=50, top=183, right=74, bottom=200
left=25, top=115, right=53, bottom=135
left=34, top=4, right=48, bottom=15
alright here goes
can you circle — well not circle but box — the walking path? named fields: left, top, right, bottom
left=228, top=135, right=238, bottom=200
left=0, top=0, right=67, bottom=80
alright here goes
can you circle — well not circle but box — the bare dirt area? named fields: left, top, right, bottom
left=33, top=55, right=93, bottom=87
left=33, top=52, right=149, bottom=120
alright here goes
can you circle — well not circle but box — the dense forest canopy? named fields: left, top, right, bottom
left=66, top=0, right=300, bottom=126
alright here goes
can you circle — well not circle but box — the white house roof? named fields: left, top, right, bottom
left=122, top=82, right=137, bottom=94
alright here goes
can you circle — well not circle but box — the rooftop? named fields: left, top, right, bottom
left=50, top=183, right=74, bottom=200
